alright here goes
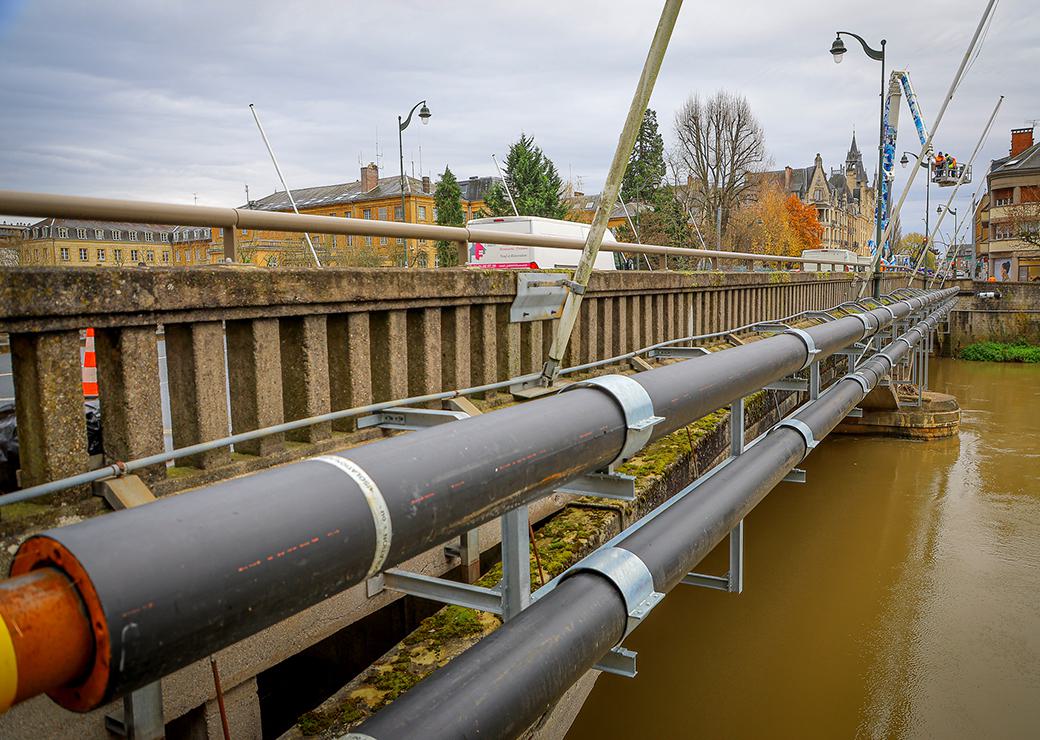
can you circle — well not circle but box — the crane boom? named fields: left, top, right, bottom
left=877, top=70, right=932, bottom=260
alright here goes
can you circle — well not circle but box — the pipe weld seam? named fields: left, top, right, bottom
left=310, top=456, right=392, bottom=577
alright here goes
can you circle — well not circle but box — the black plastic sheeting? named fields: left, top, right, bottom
left=0, top=400, right=102, bottom=493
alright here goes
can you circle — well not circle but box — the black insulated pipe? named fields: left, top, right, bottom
left=351, top=297, right=955, bottom=740
left=11, top=289, right=956, bottom=707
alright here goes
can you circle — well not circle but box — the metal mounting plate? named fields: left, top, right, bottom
left=357, top=406, right=469, bottom=431
left=510, top=272, right=569, bottom=323
left=556, top=471, right=636, bottom=501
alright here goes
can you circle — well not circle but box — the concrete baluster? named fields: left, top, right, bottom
left=327, top=312, right=372, bottom=433
left=94, top=326, right=166, bottom=482
left=495, top=304, right=520, bottom=382
left=165, top=322, right=230, bottom=469
left=225, top=319, right=284, bottom=456
left=441, top=305, right=471, bottom=390
left=408, top=308, right=442, bottom=399
left=371, top=310, right=409, bottom=402
left=9, top=330, right=89, bottom=492
left=279, top=315, right=331, bottom=443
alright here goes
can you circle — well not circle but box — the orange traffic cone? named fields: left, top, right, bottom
left=82, top=328, right=98, bottom=397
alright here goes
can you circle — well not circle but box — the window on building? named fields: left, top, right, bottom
left=113, top=230, right=122, bottom=240
left=32, top=228, right=38, bottom=239
left=146, top=250, right=155, bottom=262
left=95, top=228, right=105, bottom=239
left=97, top=248, right=106, bottom=261
left=145, top=232, right=154, bottom=242
left=41, top=227, right=49, bottom=237
left=60, top=247, right=69, bottom=261
left=363, top=208, right=371, bottom=219
left=394, top=206, right=403, bottom=221
left=79, top=248, right=88, bottom=261
left=128, top=231, right=138, bottom=241
left=130, top=249, right=140, bottom=261
left=114, top=248, right=123, bottom=262
left=378, top=207, right=388, bottom=221
left=77, top=228, right=87, bottom=239
left=160, top=232, right=169, bottom=242
left=418, top=205, right=427, bottom=221
left=162, top=251, right=170, bottom=263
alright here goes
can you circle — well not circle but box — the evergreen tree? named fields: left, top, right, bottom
left=434, top=166, right=465, bottom=266
left=483, top=133, right=567, bottom=219
left=621, top=108, right=666, bottom=203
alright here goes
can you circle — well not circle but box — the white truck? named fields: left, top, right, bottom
left=800, top=248, right=871, bottom=273
left=466, top=216, right=619, bottom=270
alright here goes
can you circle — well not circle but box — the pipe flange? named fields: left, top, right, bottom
left=562, top=375, right=664, bottom=469
left=850, top=312, right=877, bottom=340
left=560, top=546, right=663, bottom=641
left=894, top=336, right=914, bottom=352
left=844, top=372, right=872, bottom=395
left=775, top=418, right=819, bottom=461
left=783, top=328, right=820, bottom=371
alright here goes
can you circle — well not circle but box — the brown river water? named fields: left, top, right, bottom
left=567, top=357, right=1040, bottom=739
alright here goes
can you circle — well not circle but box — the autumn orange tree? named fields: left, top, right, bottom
left=728, top=183, right=823, bottom=258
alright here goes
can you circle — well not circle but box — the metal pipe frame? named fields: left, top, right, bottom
left=0, top=188, right=871, bottom=268
left=0, top=292, right=896, bottom=507
left=0, top=289, right=955, bottom=712
left=350, top=296, right=955, bottom=740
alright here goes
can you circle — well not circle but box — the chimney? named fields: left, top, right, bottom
left=784, top=165, right=793, bottom=190
left=1010, top=127, right=1034, bottom=158
left=422, top=176, right=431, bottom=194
left=361, top=162, right=379, bottom=192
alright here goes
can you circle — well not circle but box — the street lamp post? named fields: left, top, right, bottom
left=938, top=204, right=958, bottom=276
left=398, top=100, right=431, bottom=267
left=901, top=150, right=931, bottom=271
left=831, top=31, right=886, bottom=298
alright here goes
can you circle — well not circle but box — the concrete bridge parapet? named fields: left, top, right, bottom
left=0, top=267, right=909, bottom=500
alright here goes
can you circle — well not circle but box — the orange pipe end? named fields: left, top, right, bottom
left=0, top=568, right=94, bottom=711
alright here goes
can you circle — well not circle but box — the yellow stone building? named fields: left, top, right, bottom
left=18, top=219, right=179, bottom=267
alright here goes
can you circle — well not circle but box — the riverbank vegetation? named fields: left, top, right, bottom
left=959, top=340, right=1040, bottom=363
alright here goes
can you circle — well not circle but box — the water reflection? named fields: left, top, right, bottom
left=567, top=358, right=1040, bottom=739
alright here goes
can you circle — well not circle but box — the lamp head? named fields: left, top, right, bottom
left=900, top=154, right=909, bottom=168
left=830, top=35, right=846, bottom=64
left=419, top=103, right=431, bottom=125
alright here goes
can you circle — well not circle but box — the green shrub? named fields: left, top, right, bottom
left=959, top=340, right=1040, bottom=363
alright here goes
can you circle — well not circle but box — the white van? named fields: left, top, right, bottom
left=466, top=216, right=619, bottom=270
left=800, top=248, right=870, bottom=273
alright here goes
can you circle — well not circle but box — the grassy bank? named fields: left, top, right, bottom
left=959, top=340, right=1040, bottom=364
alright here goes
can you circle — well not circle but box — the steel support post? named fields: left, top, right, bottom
left=104, top=681, right=164, bottom=740
left=500, top=506, right=531, bottom=621
left=809, top=361, right=821, bottom=401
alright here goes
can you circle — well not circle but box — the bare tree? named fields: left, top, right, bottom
left=671, top=90, right=767, bottom=244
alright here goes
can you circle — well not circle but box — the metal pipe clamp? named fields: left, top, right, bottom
left=562, top=375, right=664, bottom=469
left=560, top=546, right=663, bottom=641
left=783, top=328, right=821, bottom=370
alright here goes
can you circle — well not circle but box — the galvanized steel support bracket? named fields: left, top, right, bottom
left=562, top=375, right=664, bottom=471
left=556, top=471, right=636, bottom=501
left=782, top=468, right=807, bottom=483
left=357, top=406, right=470, bottom=431
left=647, top=345, right=711, bottom=360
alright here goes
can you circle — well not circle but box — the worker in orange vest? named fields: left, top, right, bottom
left=934, top=152, right=946, bottom=175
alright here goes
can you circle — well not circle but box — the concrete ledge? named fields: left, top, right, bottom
left=835, top=391, right=960, bottom=440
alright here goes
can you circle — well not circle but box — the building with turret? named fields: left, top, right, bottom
left=758, top=134, right=878, bottom=255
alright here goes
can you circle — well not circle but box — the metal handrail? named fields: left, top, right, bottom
left=1, top=189, right=869, bottom=268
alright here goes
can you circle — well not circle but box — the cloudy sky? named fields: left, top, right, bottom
left=1, top=0, right=1035, bottom=245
